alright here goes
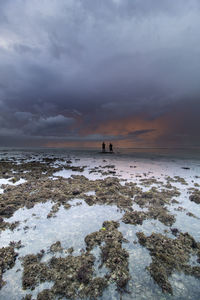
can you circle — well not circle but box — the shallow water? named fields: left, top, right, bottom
left=0, top=200, right=123, bottom=299
left=0, top=149, right=200, bottom=299
left=0, top=178, right=27, bottom=194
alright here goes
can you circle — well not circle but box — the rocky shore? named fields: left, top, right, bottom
left=0, top=153, right=200, bottom=299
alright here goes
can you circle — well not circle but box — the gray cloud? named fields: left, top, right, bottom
left=26, top=115, right=75, bottom=136
left=0, top=0, right=200, bottom=146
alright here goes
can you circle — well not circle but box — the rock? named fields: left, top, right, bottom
left=122, top=210, right=147, bottom=225
left=0, top=246, right=18, bottom=289
left=189, top=190, right=200, bottom=204
left=186, top=212, right=199, bottom=219
left=67, top=247, right=74, bottom=254
left=50, top=241, right=63, bottom=253
left=170, top=228, right=179, bottom=236
left=9, top=240, right=23, bottom=249
left=22, top=295, right=32, bottom=300
left=21, top=221, right=130, bottom=298
left=47, top=203, right=61, bottom=218
left=72, top=190, right=81, bottom=195
left=136, top=231, right=200, bottom=295
left=63, top=203, right=71, bottom=210
left=85, top=221, right=130, bottom=291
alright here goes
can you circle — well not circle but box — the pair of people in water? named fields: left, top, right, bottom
left=102, top=142, right=113, bottom=153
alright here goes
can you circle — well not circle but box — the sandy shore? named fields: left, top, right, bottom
left=0, top=150, right=200, bottom=299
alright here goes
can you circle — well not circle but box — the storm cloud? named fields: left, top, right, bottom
left=0, top=0, right=200, bottom=147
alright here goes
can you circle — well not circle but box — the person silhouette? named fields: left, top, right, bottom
left=102, top=141, right=106, bottom=152
left=109, top=143, right=113, bottom=152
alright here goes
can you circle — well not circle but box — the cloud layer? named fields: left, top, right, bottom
left=0, top=0, right=200, bottom=147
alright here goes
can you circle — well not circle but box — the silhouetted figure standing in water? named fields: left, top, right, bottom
left=102, top=141, right=106, bottom=152
left=109, top=143, right=113, bottom=153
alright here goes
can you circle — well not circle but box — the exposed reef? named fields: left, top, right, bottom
left=85, top=221, right=130, bottom=291
left=21, top=221, right=130, bottom=299
left=122, top=187, right=180, bottom=227
left=137, top=231, right=200, bottom=294
left=0, top=245, right=18, bottom=289
left=1, top=155, right=200, bottom=299
left=189, top=189, right=200, bottom=204
left=1, top=158, right=181, bottom=230
left=0, top=173, right=141, bottom=221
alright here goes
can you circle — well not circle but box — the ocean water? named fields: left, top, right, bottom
left=0, top=147, right=200, bottom=300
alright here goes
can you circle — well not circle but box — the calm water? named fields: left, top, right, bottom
left=0, top=146, right=200, bottom=160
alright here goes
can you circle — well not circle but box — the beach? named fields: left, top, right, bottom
left=0, top=148, right=200, bottom=300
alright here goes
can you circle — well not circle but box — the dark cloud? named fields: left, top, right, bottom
left=25, top=115, right=75, bottom=136
left=13, top=43, right=41, bottom=55
left=0, top=0, right=200, bottom=147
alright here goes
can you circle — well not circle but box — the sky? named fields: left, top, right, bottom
left=0, top=0, right=200, bottom=148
